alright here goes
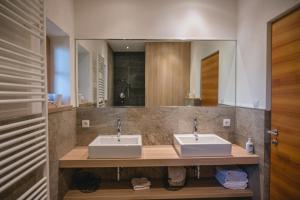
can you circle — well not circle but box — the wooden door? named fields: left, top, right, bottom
left=270, top=7, right=300, bottom=200
left=201, top=51, right=219, bottom=106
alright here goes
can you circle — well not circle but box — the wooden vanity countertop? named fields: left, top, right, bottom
left=59, top=144, right=259, bottom=168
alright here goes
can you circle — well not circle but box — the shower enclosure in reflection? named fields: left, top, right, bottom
left=113, top=52, right=145, bottom=106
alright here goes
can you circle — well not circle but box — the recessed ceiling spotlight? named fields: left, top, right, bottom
left=126, top=45, right=130, bottom=49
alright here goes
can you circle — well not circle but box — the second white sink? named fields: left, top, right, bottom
left=173, top=134, right=232, bottom=157
left=88, top=135, right=142, bottom=159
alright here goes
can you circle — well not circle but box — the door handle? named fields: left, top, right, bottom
left=271, top=139, right=278, bottom=145
left=268, top=129, right=279, bottom=136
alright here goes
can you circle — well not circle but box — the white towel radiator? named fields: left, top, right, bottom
left=0, top=0, right=48, bottom=199
left=96, top=54, right=105, bottom=107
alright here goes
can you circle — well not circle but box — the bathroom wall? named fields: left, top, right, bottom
left=48, top=109, right=77, bottom=200
left=74, top=0, right=237, bottom=40
left=76, top=106, right=235, bottom=146
left=46, top=0, right=76, bottom=106
left=234, top=107, right=271, bottom=200
left=236, top=0, right=300, bottom=109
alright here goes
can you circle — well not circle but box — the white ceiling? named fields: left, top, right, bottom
left=107, top=40, right=146, bottom=52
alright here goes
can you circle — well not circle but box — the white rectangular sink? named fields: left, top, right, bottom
left=88, top=135, right=142, bottom=159
left=173, top=134, right=232, bottom=157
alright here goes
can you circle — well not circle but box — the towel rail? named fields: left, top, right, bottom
left=0, top=12, right=43, bottom=39
left=17, top=177, right=47, bottom=200
left=0, top=141, right=46, bottom=167
left=0, top=55, right=44, bottom=70
left=0, top=122, right=45, bottom=140
left=0, top=46, right=43, bottom=64
left=31, top=0, right=44, bottom=11
left=41, top=195, right=47, bottom=200
left=0, top=153, right=46, bottom=185
left=0, top=82, right=45, bottom=89
left=0, top=38, right=43, bottom=58
left=35, top=188, right=47, bottom=200
left=0, top=98, right=45, bottom=104
left=96, top=55, right=105, bottom=107
left=14, top=0, right=44, bottom=19
left=0, top=3, right=44, bottom=33
left=26, top=183, right=47, bottom=200
left=0, top=74, right=44, bottom=83
left=0, top=136, right=46, bottom=158
left=0, top=116, right=45, bottom=131
left=5, top=0, right=44, bottom=26
left=0, top=91, right=45, bottom=96
left=0, top=147, right=46, bottom=176
left=0, top=129, right=45, bottom=149
left=0, top=0, right=48, bottom=197
left=0, top=65, right=45, bottom=77
left=21, top=0, right=44, bottom=16
left=0, top=159, right=46, bottom=193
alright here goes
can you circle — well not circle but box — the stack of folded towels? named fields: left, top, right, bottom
left=131, top=177, right=151, bottom=191
left=215, top=167, right=248, bottom=189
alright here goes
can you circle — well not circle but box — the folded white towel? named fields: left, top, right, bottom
left=223, top=181, right=247, bottom=190
left=215, top=167, right=248, bottom=190
left=216, top=167, right=247, bottom=181
left=133, top=185, right=150, bottom=191
left=216, top=173, right=247, bottom=189
left=131, top=177, right=151, bottom=191
left=216, top=171, right=248, bottom=182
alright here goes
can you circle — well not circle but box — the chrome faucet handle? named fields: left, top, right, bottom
left=117, top=118, right=121, bottom=140
left=193, top=118, right=198, bottom=132
left=193, top=118, right=199, bottom=141
left=117, top=118, right=121, bottom=127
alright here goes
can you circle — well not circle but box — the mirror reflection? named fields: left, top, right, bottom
left=76, top=40, right=236, bottom=107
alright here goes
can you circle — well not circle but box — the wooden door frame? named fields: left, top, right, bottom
left=267, top=3, right=300, bottom=200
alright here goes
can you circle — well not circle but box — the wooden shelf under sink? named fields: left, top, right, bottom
left=63, top=178, right=253, bottom=200
left=59, top=144, right=259, bottom=168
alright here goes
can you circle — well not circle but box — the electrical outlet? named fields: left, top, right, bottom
left=82, top=120, right=90, bottom=128
left=223, top=119, right=231, bottom=127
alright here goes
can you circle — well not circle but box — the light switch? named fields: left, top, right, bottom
left=82, top=120, right=90, bottom=128
left=223, top=119, right=231, bottom=127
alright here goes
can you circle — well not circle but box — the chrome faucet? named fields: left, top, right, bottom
left=193, top=118, right=199, bottom=141
left=117, top=118, right=121, bottom=141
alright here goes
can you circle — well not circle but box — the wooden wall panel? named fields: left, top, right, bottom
left=145, top=42, right=190, bottom=107
left=201, top=51, right=219, bottom=106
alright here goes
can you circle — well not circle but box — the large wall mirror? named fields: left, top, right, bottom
left=75, top=40, right=236, bottom=107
